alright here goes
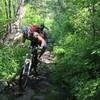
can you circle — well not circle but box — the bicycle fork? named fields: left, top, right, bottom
left=23, top=59, right=32, bottom=76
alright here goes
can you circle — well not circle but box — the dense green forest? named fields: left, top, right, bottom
left=0, top=0, right=100, bottom=100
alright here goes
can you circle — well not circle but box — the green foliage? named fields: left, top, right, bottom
left=51, top=0, right=100, bottom=100
left=52, top=35, right=100, bottom=99
left=0, top=0, right=100, bottom=99
left=22, top=4, right=41, bottom=26
left=0, top=46, right=28, bottom=80
left=73, top=8, right=90, bottom=34
left=22, top=4, right=53, bottom=27
left=75, top=79, right=100, bottom=100
left=0, top=0, right=18, bottom=38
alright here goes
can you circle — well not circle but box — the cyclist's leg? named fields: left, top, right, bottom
left=38, top=46, right=46, bottom=58
left=31, top=49, right=38, bottom=76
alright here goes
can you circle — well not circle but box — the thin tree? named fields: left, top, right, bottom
left=8, top=0, right=12, bottom=33
left=4, top=0, right=9, bottom=31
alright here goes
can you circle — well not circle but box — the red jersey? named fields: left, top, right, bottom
left=29, top=25, right=40, bottom=37
left=29, top=25, right=45, bottom=39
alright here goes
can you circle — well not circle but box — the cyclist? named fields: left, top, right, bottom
left=29, top=23, right=49, bottom=42
left=21, top=28, right=47, bottom=76
left=22, top=27, right=47, bottom=59
left=31, top=32, right=47, bottom=58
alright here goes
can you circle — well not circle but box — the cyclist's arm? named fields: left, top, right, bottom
left=38, top=35, right=47, bottom=47
left=22, top=35, right=27, bottom=43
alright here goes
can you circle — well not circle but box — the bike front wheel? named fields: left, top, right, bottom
left=19, top=67, right=29, bottom=90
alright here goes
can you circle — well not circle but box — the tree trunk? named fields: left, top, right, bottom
left=16, top=0, right=25, bottom=29
left=4, top=0, right=9, bottom=32
left=13, top=0, right=17, bottom=17
left=8, top=0, right=12, bottom=33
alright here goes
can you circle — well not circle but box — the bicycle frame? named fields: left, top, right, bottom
left=22, top=46, right=38, bottom=76
left=19, top=46, right=39, bottom=90
left=23, top=59, right=32, bottom=76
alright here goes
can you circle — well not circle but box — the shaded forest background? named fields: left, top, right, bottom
left=0, top=0, right=100, bottom=100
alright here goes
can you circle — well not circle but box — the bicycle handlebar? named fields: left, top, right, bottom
left=28, top=46, right=42, bottom=55
left=28, top=46, right=42, bottom=50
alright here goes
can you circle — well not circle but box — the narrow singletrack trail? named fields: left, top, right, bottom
left=0, top=38, right=73, bottom=100
left=0, top=50, right=70, bottom=100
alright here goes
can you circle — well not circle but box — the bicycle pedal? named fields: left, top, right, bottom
left=33, top=76, right=39, bottom=80
left=23, top=72, right=28, bottom=75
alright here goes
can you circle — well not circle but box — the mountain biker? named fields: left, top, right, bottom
left=22, top=27, right=47, bottom=59
left=29, top=23, right=49, bottom=42
left=18, top=28, right=47, bottom=77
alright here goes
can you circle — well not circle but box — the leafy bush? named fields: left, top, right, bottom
left=52, top=33, right=100, bottom=100
left=0, top=46, right=28, bottom=80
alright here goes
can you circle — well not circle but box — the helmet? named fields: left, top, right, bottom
left=33, top=32, right=39, bottom=38
left=22, top=27, right=29, bottom=35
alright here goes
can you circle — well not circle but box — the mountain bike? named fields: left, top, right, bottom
left=19, top=46, right=40, bottom=90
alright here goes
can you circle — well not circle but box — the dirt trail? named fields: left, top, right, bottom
left=0, top=50, right=72, bottom=100
left=0, top=50, right=68, bottom=100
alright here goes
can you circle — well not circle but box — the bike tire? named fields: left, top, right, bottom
left=19, top=67, right=28, bottom=90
